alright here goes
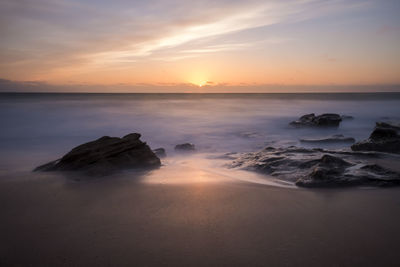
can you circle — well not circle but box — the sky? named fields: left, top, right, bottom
left=0, top=0, right=400, bottom=92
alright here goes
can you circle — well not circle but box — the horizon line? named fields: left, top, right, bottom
left=2, top=91, right=400, bottom=94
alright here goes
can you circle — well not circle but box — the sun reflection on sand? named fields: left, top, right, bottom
left=141, top=154, right=295, bottom=188
left=142, top=156, right=230, bottom=184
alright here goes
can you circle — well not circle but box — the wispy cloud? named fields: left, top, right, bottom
left=180, top=43, right=252, bottom=54
left=0, top=0, right=384, bottom=84
left=87, top=1, right=313, bottom=63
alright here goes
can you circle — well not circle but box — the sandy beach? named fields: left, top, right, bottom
left=1, top=93, right=400, bottom=266
left=1, top=171, right=400, bottom=267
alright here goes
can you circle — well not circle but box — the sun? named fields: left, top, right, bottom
left=186, top=71, right=209, bottom=88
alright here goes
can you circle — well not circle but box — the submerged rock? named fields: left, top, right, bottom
left=34, top=133, right=161, bottom=175
left=300, top=134, right=355, bottom=144
left=229, top=146, right=400, bottom=187
left=174, top=143, right=195, bottom=151
left=351, top=122, right=400, bottom=153
left=290, top=113, right=342, bottom=127
left=153, top=148, right=166, bottom=158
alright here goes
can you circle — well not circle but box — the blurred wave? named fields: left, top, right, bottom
left=1, top=93, right=400, bottom=173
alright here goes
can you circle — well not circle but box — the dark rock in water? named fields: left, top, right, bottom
left=351, top=122, right=400, bottom=153
left=297, top=155, right=353, bottom=187
left=375, top=121, right=400, bottom=130
left=34, top=133, right=161, bottom=175
left=153, top=148, right=166, bottom=158
left=229, top=146, right=400, bottom=187
left=313, top=114, right=342, bottom=126
left=370, top=127, right=398, bottom=139
left=300, top=134, right=355, bottom=144
left=175, top=143, right=195, bottom=151
left=290, top=113, right=342, bottom=127
left=290, top=113, right=315, bottom=127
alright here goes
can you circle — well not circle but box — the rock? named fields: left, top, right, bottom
left=290, top=113, right=315, bottom=127
left=229, top=146, right=400, bottom=187
left=34, top=133, right=161, bottom=175
left=290, top=113, right=342, bottom=127
left=313, top=114, right=343, bottom=126
left=174, top=143, right=195, bottom=151
left=370, top=127, right=398, bottom=139
left=153, top=148, right=166, bottom=158
left=375, top=121, right=400, bottom=130
left=300, top=134, right=355, bottom=144
left=351, top=122, right=400, bottom=153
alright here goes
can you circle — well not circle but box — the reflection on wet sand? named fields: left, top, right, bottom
left=142, top=154, right=295, bottom=188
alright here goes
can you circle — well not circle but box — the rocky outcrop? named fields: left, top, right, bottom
left=153, top=148, right=166, bottom=158
left=290, top=113, right=342, bottom=127
left=34, top=133, right=161, bottom=175
left=351, top=122, right=400, bottom=153
left=229, top=146, right=400, bottom=187
left=375, top=121, right=400, bottom=130
left=300, top=134, right=355, bottom=144
left=175, top=143, right=195, bottom=151
left=296, top=157, right=399, bottom=187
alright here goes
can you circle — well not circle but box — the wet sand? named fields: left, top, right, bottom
left=1, top=173, right=400, bottom=267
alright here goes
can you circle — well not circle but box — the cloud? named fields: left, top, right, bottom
left=0, top=0, right=373, bottom=81
left=86, top=0, right=321, bottom=63
left=178, top=38, right=289, bottom=55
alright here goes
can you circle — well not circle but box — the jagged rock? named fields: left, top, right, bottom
left=290, top=113, right=342, bottom=127
left=300, top=134, right=355, bottom=144
left=229, top=146, right=400, bottom=187
left=34, top=133, right=161, bottom=175
left=153, top=148, right=166, bottom=158
left=351, top=122, right=400, bottom=153
left=174, top=143, right=195, bottom=151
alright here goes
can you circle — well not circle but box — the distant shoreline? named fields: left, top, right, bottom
left=2, top=91, right=400, bottom=101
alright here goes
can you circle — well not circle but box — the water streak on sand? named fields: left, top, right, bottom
left=141, top=154, right=296, bottom=188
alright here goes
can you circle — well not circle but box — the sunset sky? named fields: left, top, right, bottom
left=1, top=0, right=400, bottom=92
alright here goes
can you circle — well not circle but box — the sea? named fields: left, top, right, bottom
left=1, top=93, right=400, bottom=185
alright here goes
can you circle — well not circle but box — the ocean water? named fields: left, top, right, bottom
left=1, top=93, right=400, bottom=185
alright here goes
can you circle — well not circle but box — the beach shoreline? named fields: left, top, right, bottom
left=1, top=173, right=400, bottom=266
left=1, top=93, right=400, bottom=266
